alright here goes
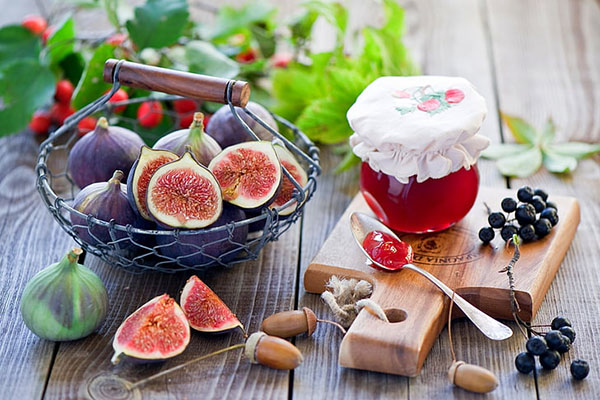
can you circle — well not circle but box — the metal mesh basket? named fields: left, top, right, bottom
left=36, top=59, right=320, bottom=273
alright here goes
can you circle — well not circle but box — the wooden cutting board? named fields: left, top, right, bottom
left=304, top=186, right=580, bottom=376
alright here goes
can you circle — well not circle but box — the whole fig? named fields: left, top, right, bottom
left=71, top=170, right=139, bottom=247
left=68, top=117, right=144, bottom=188
left=206, top=101, right=277, bottom=148
left=153, top=112, right=221, bottom=166
left=20, top=248, right=108, bottom=341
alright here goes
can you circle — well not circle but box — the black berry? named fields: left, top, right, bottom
left=526, top=336, right=548, bottom=356
left=551, top=316, right=571, bottom=330
left=545, top=330, right=566, bottom=350
left=516, top=204, right=536, bottom=225
left=533, top=218, right=552, bottom=237
left=478, top=227, right=495, bottom=243
left=530, top=195, right=547, bottom=213
left=559, top=326, right=576, bottom=343
left=517, top=186, right=535, bottom=203
left=539, top=350, right=561, bottom=370
left=501, top=225, right=518, bottom=242
left=519, top=224, right=536, bottom=242
left=501, top=197, right=518, bottom=213
left=546, top=201, right=558, bottom=211
left=534, top=188, right=549, bottom=201
left=555, top=336, right=571, bottom=354
left=488, top=212, right=506, bottom=228
left=515, top=352, right=535, bottom=374
left=570, top=359, right=590, bottom=380
left=541, top=208, right=559, bottom=226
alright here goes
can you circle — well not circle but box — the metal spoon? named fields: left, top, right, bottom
left=350, top=212, right=513, bottom=341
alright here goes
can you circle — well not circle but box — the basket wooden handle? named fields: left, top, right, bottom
left=103, top=59, right=250, bottom=107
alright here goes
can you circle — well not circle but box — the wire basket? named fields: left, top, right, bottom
left=36, top=59, right=321, bottom=273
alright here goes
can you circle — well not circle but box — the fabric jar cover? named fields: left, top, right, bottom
left=347, top=76, right=489, bottom=183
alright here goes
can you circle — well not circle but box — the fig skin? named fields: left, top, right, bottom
left=68, top=117, right=145, bottom=188
left=157, top=204, right=249, bottom=267
left=153, top=112, right=221, bottom=166
left=206, top=101, right=277, bottom=148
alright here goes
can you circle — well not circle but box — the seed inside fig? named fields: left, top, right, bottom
left=68, top=117, right=145, bottom=188
left=127, top=146, right=179, bottom=221
left=153, top=112, right=221, bottom=166
left=270, top=145, right=308, bottom=216
left=206, top=101, right=277, bottom=148
left=146, top=152, right=223, bottom=229
left=208, top=141, right=282, bottom=210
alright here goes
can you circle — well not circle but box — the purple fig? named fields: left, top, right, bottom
left=153, top=112, right=221, bottom=166
left=206, top=101, right=277, bottom=148
left=68, top=117, right=145, bottom=188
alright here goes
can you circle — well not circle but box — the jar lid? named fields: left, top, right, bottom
left=347, top=76, right=489, bottom=183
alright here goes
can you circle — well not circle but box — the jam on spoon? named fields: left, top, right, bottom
left=362, top=230, right=413, bottom=270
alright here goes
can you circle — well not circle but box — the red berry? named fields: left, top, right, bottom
left=29, top=110, right=51, bottom=135
left=417, top=98, right=441, bottom=112
left=173, top=99, right=197, bottom=114
left=21, top=15, right=47, bottom=35
left=445, top=89, right=465, bottom=103
left=77, top=116, right=97, bottom=137
left=271, top=53, right=292, bottom=68
left=41, top=26, right=54, bottom=45
left=50, top=103, right=75, bottom=125
left=236, top=48, right=258, bottom=64
left=54, top=80, right=74, bottom=104
left=137, top=101, right=163, bottom=128
left=105, top=88, right=129, bottom=113
left=106, top=33, right=127, bottom=46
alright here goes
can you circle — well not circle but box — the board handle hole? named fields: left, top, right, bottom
left=384, top=308, right=407, bottom=323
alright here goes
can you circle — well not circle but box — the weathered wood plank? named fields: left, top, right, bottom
left=487, top=0, right=600, bottom=398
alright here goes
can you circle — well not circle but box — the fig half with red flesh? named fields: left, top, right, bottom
left=146, top=152, right=223, bottom=229
left=270, top=145, right=308, bottom=216
left=127, top=146, right=179, bottom=221
left=111, top=294, right=190, bottom=364
left=208, top=141, right=282, bottom=210
left=180, top=275, right=243, bottom=333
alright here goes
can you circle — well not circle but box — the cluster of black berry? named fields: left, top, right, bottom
left=515, top=316, right=589, bottom=380
left=479, top=186, right=559, bottom=244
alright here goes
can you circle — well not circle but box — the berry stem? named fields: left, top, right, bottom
left=498, top=234, right=529, bottom=339
left=483, top=202, right=492, bottom=215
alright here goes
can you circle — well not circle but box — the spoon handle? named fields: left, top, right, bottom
left=403, top=264, right=513, bottom=341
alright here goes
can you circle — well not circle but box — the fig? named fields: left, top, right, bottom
left=71, top=170, right=139, bottom=247
left=156, top=203, right=248, bottom=266
left=270, top=145, right=308, bottom=216
left=180, top=275, right=243, bottom=333
left=208, top=141, right=282, bottom=210
left=20, top=248, right=108, bottom=341
left=206, top=101, right=277, bottom=148
left=127, top=146, right=179, bottom=221
left=146, top=151, right=223, bottom=229
left=111, top=294, right=190, bottom=364
left=67, top=117, right=144, bottom=188
left=153, top=112, right=221, bottom=166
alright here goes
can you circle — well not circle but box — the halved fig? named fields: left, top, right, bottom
left=111, top=294, right=190, bottom=364
left=147, top=152, right=223, bottom=229
left=180, top=275, right=243, bottom=333
left=270, top=145, right=308, bottom=216
left=127, top=146, right=179, bottom=221
left=208, top=141, right=282, bottom=209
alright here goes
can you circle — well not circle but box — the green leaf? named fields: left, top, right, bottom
left=72, top=43, right=115, bottom=110
left=542, top=149, right=578, bottom=174
left=302, top=1, right=347, bottom=42
left=335, top=147, right=360, bottom=173
left=249, top=23, right=275, bottom=58
left=545, top=142, right=600, bottom=159
left=271, top=64, right=326, bottom=121
left=496, top=147, right=543, bottom=177
left=0, top=59, right=55, bottom=136
left=206, top=2, right=276, bottom=40
left=185, top=41, right=240, bottom=79
left=126, top=0, right=189, bottom=49
left=59, top=52, right=85, bottom=85
left=103, top=0, right=121, bottom=29
left=540, top=118, right=556, bottom=145
left=481, top=143, right=532, bottom=160
left=501, top=113, right=539, bottom=145
left=46, top=16, right=76, bottom=66
left=288, top=9, right=318, bottom=45
left=0, top=25, right=40, bottom=69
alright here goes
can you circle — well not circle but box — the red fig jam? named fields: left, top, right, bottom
left=362, top=230, right=413, bottom=270
left=360, top=162, right=479, bottom=233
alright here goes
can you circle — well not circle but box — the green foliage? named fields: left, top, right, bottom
left=482, top=113, right=600, bottom=176
left=72, top=44, right=115, bottom=109
left=46, top=16, right=76, bottom=66
left=0, top=26, right=40, bottom=69
left=204, top=2, right=276, bottom=40
left=126, top=0, right=189, bottom=49
left=185, top=41, right=240, bottom=78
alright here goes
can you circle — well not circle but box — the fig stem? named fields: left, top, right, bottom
left=66, top=248, right=83, bottom=264
left=316, top=318, right=347, bottom=335
left=238, top=324, right=248, bottom=339
left=129, top=343, right=246, bottom=390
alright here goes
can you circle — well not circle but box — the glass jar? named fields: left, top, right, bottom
left=360, top=162, right=480, bottom=233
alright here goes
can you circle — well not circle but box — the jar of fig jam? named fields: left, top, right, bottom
left=347, top=76, right=489, bottom=233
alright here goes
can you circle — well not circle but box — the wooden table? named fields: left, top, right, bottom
left=1, top=0, right=599, bottom=398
